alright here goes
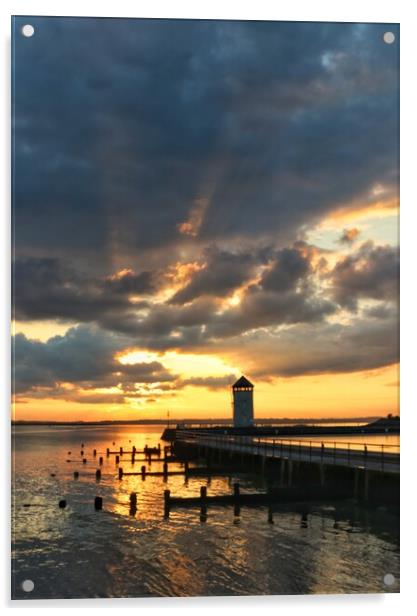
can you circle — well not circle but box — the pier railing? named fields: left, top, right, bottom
left=175, top=430, right=400, bottom=474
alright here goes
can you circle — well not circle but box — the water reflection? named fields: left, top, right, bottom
left=12, top=425, right=399, bottom=598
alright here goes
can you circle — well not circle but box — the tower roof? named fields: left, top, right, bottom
left=232, top=375, right=254, bottom=389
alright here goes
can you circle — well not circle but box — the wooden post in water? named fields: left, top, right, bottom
left=93, top=449, right=97, bottom=457
left=59, top=499, right=67, bottom=508
left=163, top=461, right=168, bottom=478
left=99, top=456, right=103, bottom=466
left=95, top=469, right=101, bottom=480
left=184, top=461, right=189, bottom=477
left=81, top=450, right=84, bottom=456
left=200, top=485, right=207, bottom=520
left=94, top=496, right=103, bottom=510
left=120, top=446, right=123, bottom=455
left=141, top=465, right=146, bottom=480
left=158, top=443, right=161, bottom=457
left=131, top=451, right=135, bottom=464
left=233, top=482, right=240, bottom=517
left=106, top=448, right=110, bottom=457
left=118, top=467, right=124, bottom=479
left=73, top=471, right=79, bottom=479
left=115, top=455, right=120, bottom=465
left=82, top=458, right=87, bottom=465
left=268, top=503, right=274, bottom=524
left=164, top=489, right=170, bottom=518
left=129, top=492, right=137, bottom=510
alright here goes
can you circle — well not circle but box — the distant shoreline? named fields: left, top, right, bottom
left=11, top=416, right=386, bottom=427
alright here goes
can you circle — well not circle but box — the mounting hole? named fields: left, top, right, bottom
left=21, top=579, right=34, bottom=592
left=383, top=32, right=395, bottom=45
left=383, top=573, right=395, bottom=586
left=21, top=24, right=35, bottom=38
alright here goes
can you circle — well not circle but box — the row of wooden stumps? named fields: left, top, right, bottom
left=118, top=460, right=187, bottom=480
left=163, top=482, right=275, bottom=524
left=105, top=444, right=162, bottom=461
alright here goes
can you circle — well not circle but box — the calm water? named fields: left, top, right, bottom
left=12, top=425, right=399, bottom=599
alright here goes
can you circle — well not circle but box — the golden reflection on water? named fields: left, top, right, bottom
left=12, top=424, right=400, bottom=598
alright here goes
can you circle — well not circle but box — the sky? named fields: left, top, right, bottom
left=12, top=17, right=399, bottom=421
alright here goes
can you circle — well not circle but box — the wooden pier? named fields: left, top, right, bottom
left=174, top=430, right=400, bottom=474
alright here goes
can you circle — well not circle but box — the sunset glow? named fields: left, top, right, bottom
left=12, top=19, right=399, bottom=424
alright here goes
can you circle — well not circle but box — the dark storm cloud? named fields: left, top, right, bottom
left=330, top=241, right=399, bottom=310
left=207, top=287, right=336, bottom=339
left=169, top=246, right=262, bottom=304
left=13, top=18, right=399, bottom=268
left=260, top=246, right=312, bottom=292
left=13, top=257, right=158, bottom=328
left=238, top=316, right=399, bottom=378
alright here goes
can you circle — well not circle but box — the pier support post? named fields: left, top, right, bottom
left=364, top=470, right=370, bottom=501
left=106, top=448, right=110, bottom=458
left=118, top=467, right=124, bottom=480
left=319, top=463, right=325, bottom=487
left=184, top=461, right=189, bottom=477
left=115, top=455, right=120, bottom=465
left=354, top=467, right=359, bottom=499
left=73, top=471, right=79, bottom=479
left=59, top=499, right=67, bottom=508
left=93, top=449, right=97, bottom=457
left=268, top=504, right=274, bottom=524
left=288, top=460, right=293, bottom=487
left=82, top=458, right=87, bottom=465
left=280, top=458, right=286, bottom=485
left=95, top=469, right=101, bottom=480
left=99, top=456, right=103, bottom=466
left=163, top=461, right=168, bottom=477
left=141, top=465, right=146, bottom=480
left=261, top=455, right=266, bottom=475
left=94, top=496, right=103, bottom=510
left=120, top=446, right=123, bottom=455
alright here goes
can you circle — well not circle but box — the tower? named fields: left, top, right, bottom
left=232, top=376, right=254, bottom=427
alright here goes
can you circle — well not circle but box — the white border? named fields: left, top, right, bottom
left=2, top=1, right=415, bottom=614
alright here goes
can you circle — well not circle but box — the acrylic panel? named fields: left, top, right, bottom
left=11, top=16, right=400, bottom=599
